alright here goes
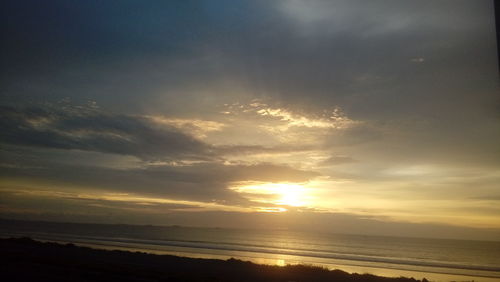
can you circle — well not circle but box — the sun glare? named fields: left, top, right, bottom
left=231, top=182, right=310, bottom=208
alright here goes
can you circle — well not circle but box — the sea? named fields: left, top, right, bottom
left=1, top=219, right=499, bottom=282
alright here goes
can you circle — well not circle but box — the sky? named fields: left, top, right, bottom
left=1, top=0, right=499, bottom=241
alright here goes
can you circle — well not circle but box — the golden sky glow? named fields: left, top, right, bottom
left=230, top=182, right=314, bottom=208
left=1, top=0, right=499, bottom=241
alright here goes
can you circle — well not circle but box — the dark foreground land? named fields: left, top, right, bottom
left=1, top=238, right=424, bottom=282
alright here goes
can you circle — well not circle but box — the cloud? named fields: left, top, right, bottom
left=215, top=144, right=314, bottom=156
left=0, top=188, right=245, bottom=216
left=470, top=196, right=500, bottom=201
left=0, top=102, right=347, bottom=164
left=319, top=156, right=357, bottom=166
left=0, top=147, right=320, bottom=205
left=410, top=57, right=425, bottom=63
left=0, top=103, right=214, bottom=161
left=278, top=0, right=487, bottom=37
left=145, top=116, right=226, bottom=139
left=2, top=0, right=496, bottom=124
left=223, top=101, right=359, bottom=130
left=3, top=197, right=499, bottom=241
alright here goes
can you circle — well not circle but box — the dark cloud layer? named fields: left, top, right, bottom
left=2, top=0, right=496, bottom=119
left=0, top=146, right=319, bottom=205
left=0, top=104, right=213, bottom=161
left=0, top=102, right=320, bottom=206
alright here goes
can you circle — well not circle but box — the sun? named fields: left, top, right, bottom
left=272, top=183, right=305, bottom=207
left=231, top=182, right=309, bottom=208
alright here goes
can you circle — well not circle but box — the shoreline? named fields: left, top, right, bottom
left=2, top=231, right=499, bottom=282
left=2, top=237, right=425, bottom=282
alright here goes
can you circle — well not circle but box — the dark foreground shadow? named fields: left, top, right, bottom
left=1, top=237, right=425, bottom=282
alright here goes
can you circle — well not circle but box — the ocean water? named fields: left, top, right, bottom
left=1, top=219, right=499, bottom=282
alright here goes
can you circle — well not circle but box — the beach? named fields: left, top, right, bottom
left=2, top=237, right=425, bottom=282
left=1, top=219, right=499, bottom=282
